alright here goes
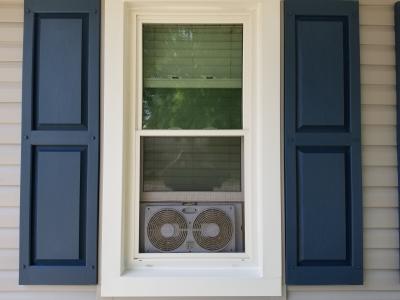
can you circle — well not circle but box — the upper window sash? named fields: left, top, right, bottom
left=135, top=15, right=252, bottom=132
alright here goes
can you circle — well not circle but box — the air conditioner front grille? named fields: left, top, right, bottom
left=142, top=203, right=243, bottom=253
left=192, top=208, right=234, bottom=251
left=147, top=209, right=188, bottom=252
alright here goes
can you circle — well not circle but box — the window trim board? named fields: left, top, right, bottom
left=101, top=0, right=282, bottom=297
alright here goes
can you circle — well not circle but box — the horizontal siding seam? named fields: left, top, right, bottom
left=362, top=84, right=396, bottom=87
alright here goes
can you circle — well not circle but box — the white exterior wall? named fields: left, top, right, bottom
left=0, top=0, right=398, bottom=299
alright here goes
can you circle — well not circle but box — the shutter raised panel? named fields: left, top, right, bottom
left=284, top=0, right=363, bottom=285
left=19, top=0, right=100, bottom=285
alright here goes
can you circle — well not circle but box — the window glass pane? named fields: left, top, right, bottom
left=142, top=137, right=242, bottom=192
left=142, top=24, right=243, bottom=129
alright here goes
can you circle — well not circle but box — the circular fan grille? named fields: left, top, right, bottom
left=193, top=209, right=233, bottom=252
left=147, top=209, right=188, bottom=252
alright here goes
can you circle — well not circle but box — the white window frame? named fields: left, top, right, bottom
left=131, top=15, right=249, bottom=262
left=101, top=0, right=282, bottom=297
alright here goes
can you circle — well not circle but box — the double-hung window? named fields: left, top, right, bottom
left=136, top=23, right=246, bottom=255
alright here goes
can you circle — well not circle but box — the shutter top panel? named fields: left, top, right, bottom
left=26, top=0, right=99, bottom=12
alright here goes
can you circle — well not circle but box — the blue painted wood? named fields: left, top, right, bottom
left=35, top=16, right=86, bottom=129
left=296, top=18, right=347, bottom=131
left=19, top=0, right=99, bottom=285
left=395, top=1, right=400, bottom=283
left=285, top=0, right=363, bottom=285
left=34, top=147, right=85, bottom=262
left=297, top=147, right=348, bottom=263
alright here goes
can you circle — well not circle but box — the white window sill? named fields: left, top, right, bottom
left=101, top=269, right=282, bottom=297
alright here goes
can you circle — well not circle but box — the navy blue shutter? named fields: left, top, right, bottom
left=284, top=0, right=363, bottom=285
left=395, top=2, right=400, bottom=276
left=19, top=0, right=100, bottom=285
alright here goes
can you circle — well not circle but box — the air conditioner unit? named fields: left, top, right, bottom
left=140, top=203, right=244, bottom=253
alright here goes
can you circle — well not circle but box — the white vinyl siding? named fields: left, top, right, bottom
left=0, top=0, right=399, bottom=299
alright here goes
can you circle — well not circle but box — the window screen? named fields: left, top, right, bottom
left=142, top=24, right=243, bottom=129
left=142, top=137, right=242, bottom=192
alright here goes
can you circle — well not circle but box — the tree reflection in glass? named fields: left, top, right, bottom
left=143, top=88, right=242, bottom=129
left=142, top=24, right=243, bottom=130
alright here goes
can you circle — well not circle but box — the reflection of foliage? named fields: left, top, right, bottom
left=143, top=88, right=242, bottom=129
